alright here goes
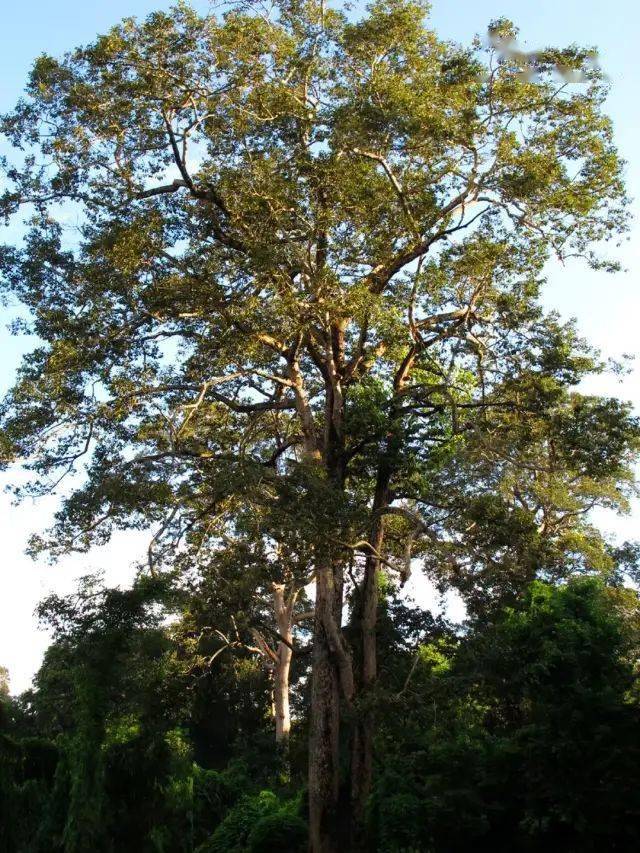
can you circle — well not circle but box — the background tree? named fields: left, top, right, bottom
left=371, top=578, right=640, bottom=852
left=409, top=386, right=640, bottom=615
left=172, top=532, right=314, bottom=747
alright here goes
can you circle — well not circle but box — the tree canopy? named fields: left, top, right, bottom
left=0, top=1, right=637, bottom=850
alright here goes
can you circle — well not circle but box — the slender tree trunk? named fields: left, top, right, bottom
left=273, top=584, right=294, bottom=743
left=349, top=557, right=378, bottom=843
left=308, top=558, right=343, bottom=853
left=273, top=649, right=292, bottom=742
left=350, top=351, right=413, bottom=845
left=251, top=584, right=297, bottom=745
left=350, top=465, right=390, bottom=847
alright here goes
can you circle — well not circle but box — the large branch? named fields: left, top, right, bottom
left=135, top=178, right=189, bottom=199
left=286, top=338, right=322, bottom=461
left=132, top=111, right=245, bottom=252
left=200, top=389, right=295, bottom=414
left=366, top=207, right=488, bottom=294
left=364, top=168, right=488, bottom=294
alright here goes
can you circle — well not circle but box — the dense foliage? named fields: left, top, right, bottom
left=3, top=575, right=640, bottom=851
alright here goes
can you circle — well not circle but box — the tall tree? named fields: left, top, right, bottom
left=0, top=2, right=629, bottom=848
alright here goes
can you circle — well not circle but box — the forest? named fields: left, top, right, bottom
left=1, top=1, right=639, bottom=850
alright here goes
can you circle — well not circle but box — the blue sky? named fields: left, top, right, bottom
left=1, top=0, right=638, bottom=692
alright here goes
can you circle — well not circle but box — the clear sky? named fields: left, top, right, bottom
left=1, top=0, right=638, bottom=693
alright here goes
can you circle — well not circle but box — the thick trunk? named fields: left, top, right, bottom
left=349, top=719, right=373, bottom=849
left=308, top=560, right=343, bottom=853
left=302, top=329, right=351, bottom=851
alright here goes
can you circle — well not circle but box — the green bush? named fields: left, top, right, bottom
left=197, top=790, right=307, bottom=853
left=247, top=810, right=307, bottom=852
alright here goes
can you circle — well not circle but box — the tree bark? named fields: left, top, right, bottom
left=306, top=325, right=352, bottom=852
left=273, top=584, right=294, bottom=743
left=350, top=465, right=390, bottom=848
left=308, top=557, right=344, bottom=853
left=350, top=352, right=413, bottom=846
left=273, top=648, right=292, bottom=742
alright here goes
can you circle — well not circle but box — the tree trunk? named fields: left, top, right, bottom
left=274, top=653, right=292, bottom=743
left=308, top=557, right=345, bottom=853
left=273, top=584, right=294, bottom=743
left=274, top=644, right=292, bottom=742
left=349, top=565, right=377, bottom=844
left=350, top=529, right=384, bottom=846
left=305, top=331, right=351, bottom=851
left=350, top=354, right=414, bottom=844
left=350, top=461, right=392, bottom=847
